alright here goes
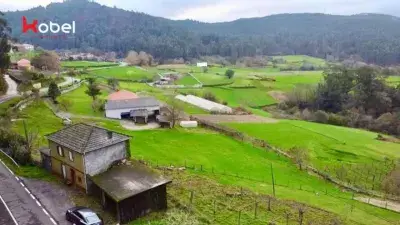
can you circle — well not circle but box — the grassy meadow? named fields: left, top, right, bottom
left=61, top=61, right=118, bottom=68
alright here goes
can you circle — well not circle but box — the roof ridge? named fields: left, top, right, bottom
left=81, top=125, right=95, bottom=153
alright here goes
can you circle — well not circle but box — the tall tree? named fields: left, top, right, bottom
left=48, top=81, right=61, bottom=102
left=85, top=78, right=101, bottom=100
left=31, top=51, right=60, bottom=71
left=0, top=12, right=11, bottom=94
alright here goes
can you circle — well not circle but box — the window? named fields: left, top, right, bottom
left=78, top=177, right=82, bottom=183
left=68, top=151, right=74, bottom=162
left=57, top=146, right=64, bottom=157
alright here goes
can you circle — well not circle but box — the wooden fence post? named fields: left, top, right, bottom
left=254, top=201, right=258, bottom=219
left=213, top=200, right=216, bottom=216
left=267, top=197, right=271, bottom=211
left=238, top=211, right=241, bottom=225
left=271, top=164, right=276, bottom=197
left=190, top=190, right=194, bottom=209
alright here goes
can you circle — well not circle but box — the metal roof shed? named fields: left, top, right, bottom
left=90, top=163, right=171, bottom=223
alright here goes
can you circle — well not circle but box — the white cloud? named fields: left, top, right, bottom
left=1, top=0, right=400, bottom=22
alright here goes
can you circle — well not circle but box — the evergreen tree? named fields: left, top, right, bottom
left=0, top=12, right=11, bottom=94
left=48, top=81, right=61, bottom=102
left=85, top=78, right=101, bottom=100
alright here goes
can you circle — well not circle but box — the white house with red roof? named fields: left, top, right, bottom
left=105, top=90, right=160, bottom=123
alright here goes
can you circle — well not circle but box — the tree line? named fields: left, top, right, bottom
left=282, top=65, right=400, bottom=136
left=4, top=1, right=400, bottom=65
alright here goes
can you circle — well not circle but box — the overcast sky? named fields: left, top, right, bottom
left=0, top=0, right=399, bottom=22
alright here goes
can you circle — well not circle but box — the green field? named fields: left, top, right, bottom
left=387, top=76, right=400, bottom=86
left=88, top=66, right=154, bottom=81
left=174, top=74, right=200, bottom=85
left=58, top=85, right=110, bottom=117
left=226, top=120, right=400, bottom=191
left=61, top=61, right=118, bottom=68
left=8, top=98, right=400, bottom=225
left=273, top=55, right=327, bottom=68
left=89, top=121, right=400, bottom=225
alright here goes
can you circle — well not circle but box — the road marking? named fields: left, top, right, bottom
left=42, top=208, right=49, bottom=216
left=0, top=194, right=19, bottom=225
left=0, top=156, right=59, bottom=225
left=50, top=218, right=57, bottom=225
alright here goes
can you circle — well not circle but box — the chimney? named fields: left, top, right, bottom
left=107, top=131, right=113, bottom=139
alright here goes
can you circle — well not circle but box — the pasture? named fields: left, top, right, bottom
left=226, top=120, right=400, bottom=191
left=61, top=61, right=118, bottom=68
left=87, top=121, right=400, bottom=225
left=88, top=66, right=155, bottom=81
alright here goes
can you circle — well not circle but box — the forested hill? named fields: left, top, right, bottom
left=5, top=0, right=400, bottom=65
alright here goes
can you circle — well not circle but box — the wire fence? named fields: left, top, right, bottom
left=165, top=171, right=342, bottom=225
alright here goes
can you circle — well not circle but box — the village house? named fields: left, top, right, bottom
left=17, top=59, right=32, bottom=71
left=40, top=123, right=171, bottom=223
left=105, top=90, right=160, bottom=123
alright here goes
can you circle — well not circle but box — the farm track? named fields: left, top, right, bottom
left=192, top=114, right=279, bottom=123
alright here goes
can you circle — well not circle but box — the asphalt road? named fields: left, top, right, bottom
left=0, top=161, right=56, bottom=225
left=0, top=196, right=15, bottom=225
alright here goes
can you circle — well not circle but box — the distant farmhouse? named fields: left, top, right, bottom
left=41, top=123, right=171, bottom=223
left=105, top=90, right=160, bottom=123
left=16, top=59, right=32, bottom=71
left=197, top=62, right=207, bottom=67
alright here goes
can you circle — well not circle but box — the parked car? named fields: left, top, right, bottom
left=65, top=207, right=103, bottom=225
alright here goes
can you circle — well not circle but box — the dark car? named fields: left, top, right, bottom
left=65, top=207, right=103, bottom=225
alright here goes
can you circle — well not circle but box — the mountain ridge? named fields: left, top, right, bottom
left=4, top=0, right=400, bottom=65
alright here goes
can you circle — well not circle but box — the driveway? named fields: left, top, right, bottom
left=0, top=75, right=20, bottom=104
left=0, top=161, right=57, bottom=225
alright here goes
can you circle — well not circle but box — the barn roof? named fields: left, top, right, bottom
left=46, top=123, right=130, bottom=153
left=105, top=97, right=160, bottom=110
left=108, top=90, right=138, bottom=101
left=91, top=162, right=171, bottom=202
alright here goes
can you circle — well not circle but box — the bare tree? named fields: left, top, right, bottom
left=31, top=51, right=60, bottom=71
left=125, top=50, right=140, bottom=66
left=382, top=167, right=400, bottom=195
left=288, top=147, right=310, bottom=170
left=59, top=98, right=73, bottom=111
left=298, top=204, right=306, bottom=225
left=163, top=95, right=185, bottom=127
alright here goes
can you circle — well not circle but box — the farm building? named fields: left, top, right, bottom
left=90, top=163, right=171, bottom=223
left=105, top=90, right=160, bottom=122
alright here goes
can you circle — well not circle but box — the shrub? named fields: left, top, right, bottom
left=327, top=113, right=347, bottom=126
left=301, top=108, right=313, bottom=121
left=277, top=102, right=289, bottom=110
left=288, top=147, right=310, bottom=170
left=314, top=110, right=329, bottom=123
left=92, top=99, right=105, bottom=112
left=225, top=69, right=235, bottom=79
left=288, top=106, right=300, bottom=115
left=222, top=100, right=228, bottom=105
left=203, top=92, right=218, bottom=102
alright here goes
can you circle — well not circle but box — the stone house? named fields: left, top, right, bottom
left=43, top=123, right=130, bottom=190
left=41, top=123, right=171, bottom=223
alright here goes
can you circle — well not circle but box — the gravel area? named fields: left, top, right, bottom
left=120, top=120, right=161, bottom=130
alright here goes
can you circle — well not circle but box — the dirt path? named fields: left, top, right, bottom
left=268, top=91, right=288, bottom=102
left=192, top=114, right=279, bottom=123
left=355, top=197, right=400, bottom=213
left=120, top=121, right=160, bottom=130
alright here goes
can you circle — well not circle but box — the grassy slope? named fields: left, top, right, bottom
left=61, top=61, right=118, bottom=68
left=58, top=85, right=110, bottom=117
left=9, top=101, right=400, bottom=225
left=88, top=67, right=154, bottom=80
left=92, top=121, right=400, bottom=225
left=226, top=120, right=400, bottom=165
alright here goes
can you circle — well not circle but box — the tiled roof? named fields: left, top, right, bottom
left=46, top=123, right=130, bottom=153
left=17, top=59, right=31, bottom=66
left=105, top=97, right=160, bottom=110
left=108, top=90, right=138, bottom=101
